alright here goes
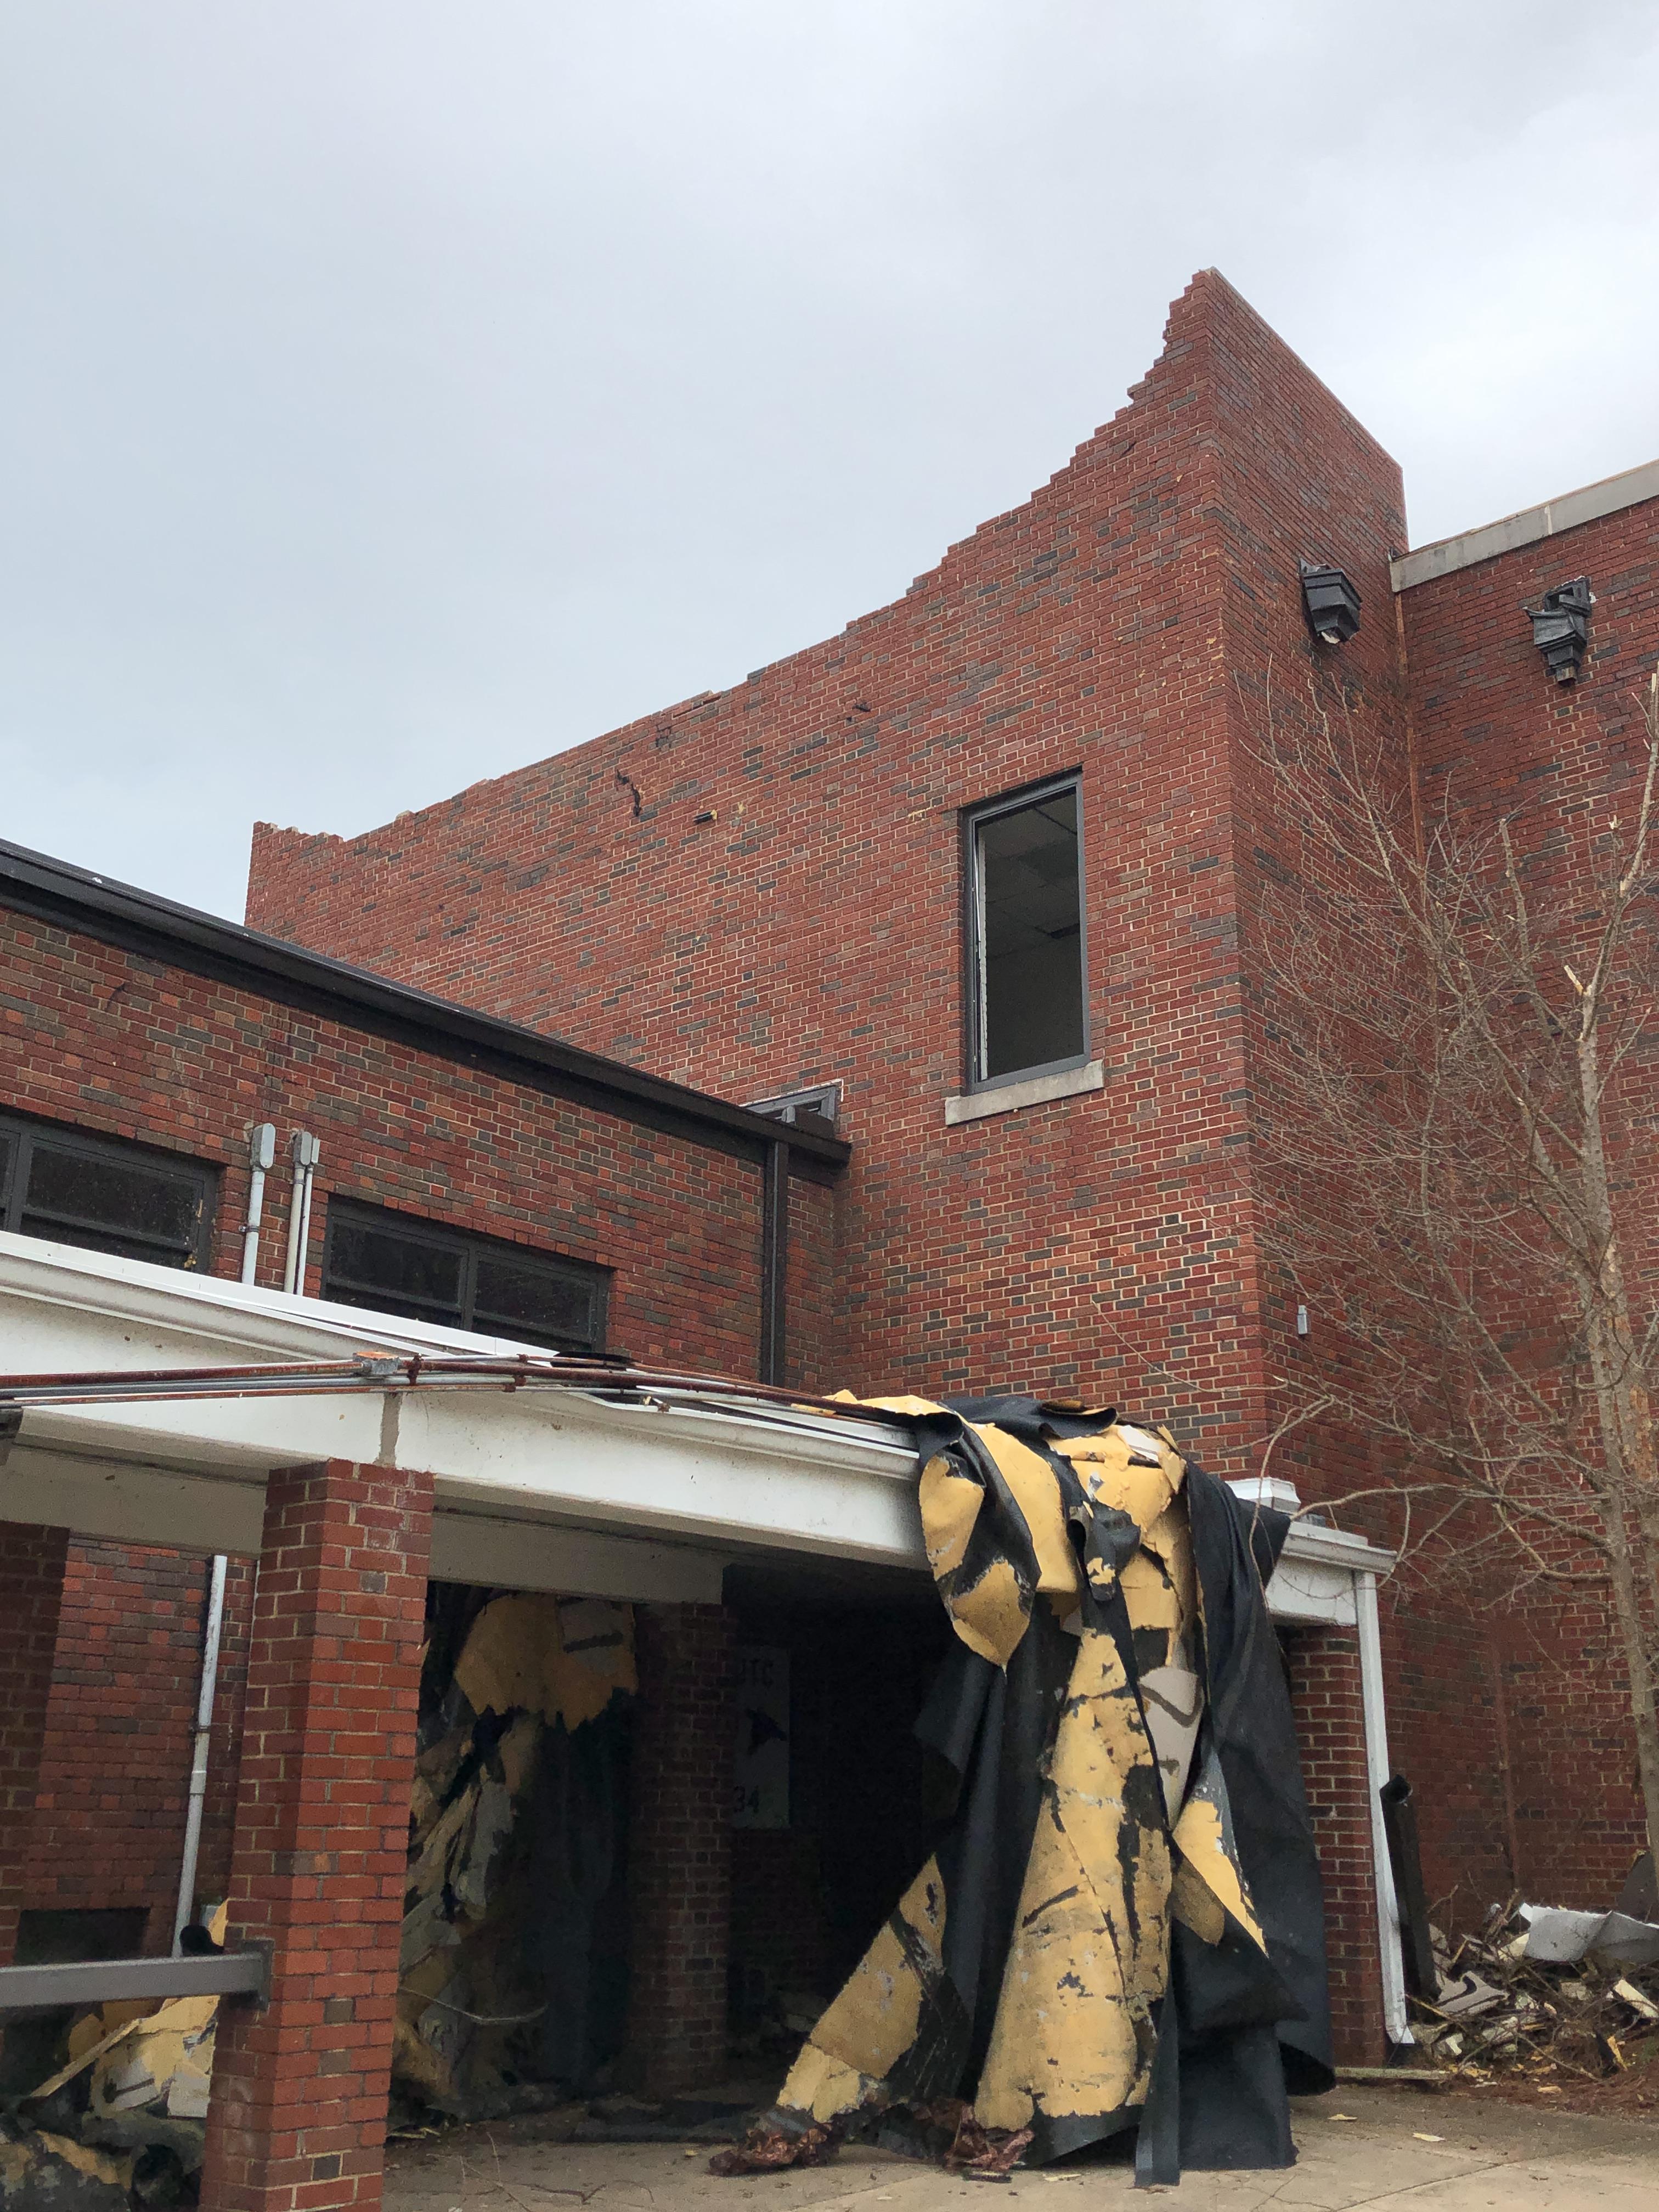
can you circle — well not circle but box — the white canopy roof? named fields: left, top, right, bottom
left=0, top=1230, right=1391, bottom=1617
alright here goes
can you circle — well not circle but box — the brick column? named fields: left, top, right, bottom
left=0, top=1523, right=70, bottom=1967
left=1283, top=1625, right=1388, bottom=2067
left=627, top=1601, right=733, bottom=2096
left=201, top=1460, right=432, bottom=2212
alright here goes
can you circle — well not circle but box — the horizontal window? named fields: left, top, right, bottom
left=965, top=776, right=1088, bottom=1088
left=0, top=1111, right=216, bottom=1270
left=746, top=1084, right=840, bottom=1132
left=321, top=1199, right=608, bottom=1355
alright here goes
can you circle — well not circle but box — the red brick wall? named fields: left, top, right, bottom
left=1284, top=1626, right=1387, bottom=2066
left=13, top=1543, right=254, bottom=1951
left=230, top=275, right=1659, bottom=1985
left=245, top=271, right=1406, bottom=1478
left=1388, top=498, right=1659, bottom=1910
left=0, top=1523, right=70, bottom=1966
left=1500, top=1597, right=1647, bottom=1908
left=0, top=900, right=813, bottom=1980
left=239, top=272, right=1425, bottom=2049
left=627, top=1602, right=733, bottom=2095
left=1379, top=1605, right=1514, bottom=1929
left=0, top=910, right=775, bottom=1379
left=24, top=1542, right=203, bottom=1948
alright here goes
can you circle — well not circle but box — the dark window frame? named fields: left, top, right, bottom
left=960, top=770, right=1091, bottom=1092
left=0, top=1108, right=217, bottom=1271
left=320, top=1197, right=610, bottom=1355
left=746, top=1084, right=841, bottom=1132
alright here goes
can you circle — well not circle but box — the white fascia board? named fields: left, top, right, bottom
left=1, top=1437, right=269, bottom=1555
left=1278, top=1519, right=1395, bottom=1578
left=1, top=1437, right=732, bottom=1603
left=1265, top=1520, right=1393, bottom=1628
left=0, top=1234, right=921, bottom=1571
left=428, top=1512, right=729, bottom=1604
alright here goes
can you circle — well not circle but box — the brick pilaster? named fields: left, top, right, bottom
left=200, top=1460, right=432, bottom=2212
left=1283, top=1625, right=1388, bottom=2067
left=0, top=1523, right=70, bottom=1966
left=627, top=1601, right=733, bottom=2095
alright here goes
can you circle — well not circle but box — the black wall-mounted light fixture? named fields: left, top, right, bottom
left=1300, top=560, right=1362, bottom=645
left=1526, top=576, right=1594, bottom=684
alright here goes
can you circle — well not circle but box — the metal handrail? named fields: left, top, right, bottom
left=0, top=1949, right=268, bottom=2016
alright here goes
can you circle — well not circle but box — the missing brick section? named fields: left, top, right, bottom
left=615, top=768, right=645, bottom=819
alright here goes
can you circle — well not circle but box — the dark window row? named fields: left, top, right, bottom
left=320, top=1201, right=607, bottom=1354
left=0, top=1111, right=608, bottom=1353
left=0, top=1111, right=215, bottom=1269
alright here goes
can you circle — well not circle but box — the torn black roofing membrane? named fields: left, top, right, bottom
left=715, top=1395, right=1334, bottom=2188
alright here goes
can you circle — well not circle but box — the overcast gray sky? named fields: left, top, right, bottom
left=4, top=3, right=1657, bottom=920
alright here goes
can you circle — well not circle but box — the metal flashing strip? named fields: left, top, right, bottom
left=0, top=1950, right=269, bottom=2017
left=1391, top=458, right=1659, bottom=592
left=0, top=838, right=848, bottom=1175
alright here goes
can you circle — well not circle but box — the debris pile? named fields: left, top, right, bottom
left=1413, top=1878, right=1659, bottom=2097
left=2, top=1904, right=230, bottom=2207
left=714, top=1399, right=1334, bottom=2186
left=395, top=1590, right=635, bottom=2123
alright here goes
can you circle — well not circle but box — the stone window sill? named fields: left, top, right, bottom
left=943, top=1060, right=1104, bottom=1126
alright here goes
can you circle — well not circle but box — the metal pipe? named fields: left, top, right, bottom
left=1356, top=1569, right=1412, bottom=2044
left=239, top=1124, right=277, bottom=1286
left=0, top=1355, right=917, bottom=1423
left=281, top=1141, right=305, bottom=1293
left=296, top=1138, right=318, bottom=1294
left=173, top=1552, right=228, bottom=1952
left=758, top=1136, right=789, bottom=1386
left=0, top=1949, right=268, bottom=2015
left=282, top=1131, right=320, bottom=1295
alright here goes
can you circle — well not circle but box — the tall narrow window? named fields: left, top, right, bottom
left=966, top=778, right=1087, bottom=1086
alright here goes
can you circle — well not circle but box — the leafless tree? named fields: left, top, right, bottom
left=1249, top=663, right=1659, bottom=1867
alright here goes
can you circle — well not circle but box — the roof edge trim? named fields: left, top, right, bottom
left=0, top=838, right=849, bottom=1172
left=1392, top=458, right=1659, bottom=592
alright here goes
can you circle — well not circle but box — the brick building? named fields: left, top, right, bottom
left=247, top=268, right=1659, bottom=1918
left=2, top=266, right=1655, bottom=2206
left=0, top=834, right=1393, bottom=2205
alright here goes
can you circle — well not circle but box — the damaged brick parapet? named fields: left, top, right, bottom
left=627, top=1601, right=735, bottom=2096
left=200, top=1458, right=432, bottom=2212
left=0, top=1523, right=70, bottom=1968
left=1284, top=1626, right=1389, bottom=2067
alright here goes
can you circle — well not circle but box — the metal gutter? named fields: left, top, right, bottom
left=0, top=838, right=849, bottom=1176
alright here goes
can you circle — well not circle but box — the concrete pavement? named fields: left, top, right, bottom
left=383, top=2086, right=1658, bottom=2211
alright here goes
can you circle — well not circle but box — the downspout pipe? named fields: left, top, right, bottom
left=1356, top=1570, right=1412, bottom=2045
left=282, top=1131, right=320, bottom=1295
left=758, top=1137, right=788, bottom=1386
left=173, top=1553, right=228, bottom=1951
left=240, top=1124, right=277, bottom=1286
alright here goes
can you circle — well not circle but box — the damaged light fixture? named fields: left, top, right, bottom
left=1299, top=560, right=1361, bottom=645
left=1526, top=577, right=1594, bottom=684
